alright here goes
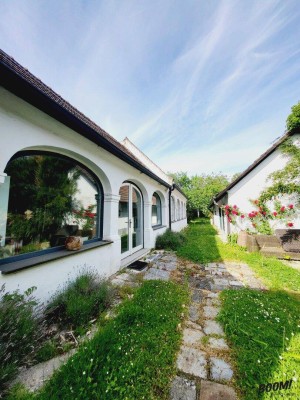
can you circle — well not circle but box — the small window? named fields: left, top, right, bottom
left=1, top=153, right=102, bottom=260
left=152, top=192, right=162, bottom=226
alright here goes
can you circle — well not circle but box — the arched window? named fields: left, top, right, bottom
left=171, top=196, right=175, bottom=222
left=0, top=152, right=102, bottom=260
left=152, top=192, right=162, bottom=226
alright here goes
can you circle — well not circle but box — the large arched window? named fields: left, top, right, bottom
left=176, top=199, right=180, bottom=221
left=0, top=152, right=102, bottom=260
left=152, top=192, right=162, bottom=226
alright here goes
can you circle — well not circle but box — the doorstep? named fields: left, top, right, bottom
left=120, top=248, right=151, bottom=268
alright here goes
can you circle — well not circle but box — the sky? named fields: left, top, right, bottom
left=1, top=0, right=300, bottom=177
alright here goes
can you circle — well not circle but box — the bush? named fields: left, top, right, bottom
left=46, top=269, right=114, bottom=328
left=0, top=285, right=43, bottom=391
left=155, top=229, right=186, bottom=250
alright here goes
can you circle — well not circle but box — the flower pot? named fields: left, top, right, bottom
left=65, top=236, right=82, bottom=251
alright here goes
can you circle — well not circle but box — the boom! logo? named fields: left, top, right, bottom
left=258, top=379, right=293, bottom=393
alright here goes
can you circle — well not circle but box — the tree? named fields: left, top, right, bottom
left=168, top=171, right=229, bottom=218
left=286, top=101, right=300, bottom=131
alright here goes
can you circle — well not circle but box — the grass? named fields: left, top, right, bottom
left=177, top=218, right=300, bottom=292
left=10, top=280, right=188, bottom=400
left=218, top=289, right=300, bottom=399
left=177, top=218, right=300, bottom=399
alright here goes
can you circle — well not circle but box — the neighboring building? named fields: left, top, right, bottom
left=211, top=131, right=300, bottom=239
left=0, top=50, right=187, bottom=302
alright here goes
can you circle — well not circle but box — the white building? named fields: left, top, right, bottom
left=212, top=131, right=300, bottom=239
left=0, top=50, right=187, bottom=302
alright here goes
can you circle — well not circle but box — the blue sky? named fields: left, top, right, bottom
left=1, top=0, right=300, bottom=176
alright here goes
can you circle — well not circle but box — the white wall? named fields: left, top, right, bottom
left=220, top=135, right=300, bottom=234
left=0, top=87, right=187, bottom=302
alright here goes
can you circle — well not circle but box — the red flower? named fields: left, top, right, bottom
left=273, top=211, right=277, bottom=216
left=288, top=204, right=294, bottom=209
left=280, top=206, right=285, bottom=212
left=241, top=214, right=245, bottom=219
left=225, top=205, right=230, bottom=210
left=233, top=205, right=237, bottom=209
left=287, top=222, right=294, bottom=227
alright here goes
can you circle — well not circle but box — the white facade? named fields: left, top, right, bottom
left=0, top=85, right=187, bottom=303
left=212, top=134, right=300, bottom=239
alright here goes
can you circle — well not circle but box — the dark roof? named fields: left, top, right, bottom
left=212, top=130, right=296, bottom=204
left=0, top=49, right=170, bottom=188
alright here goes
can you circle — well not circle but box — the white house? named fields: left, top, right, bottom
left=0, top=50, right=187, bottom=302
left=212, top=131, right=300, bottom=239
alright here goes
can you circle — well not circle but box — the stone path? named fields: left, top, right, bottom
left=13, top=251, right=265, bottom=397
left=111, top=251, right=266, bottom=399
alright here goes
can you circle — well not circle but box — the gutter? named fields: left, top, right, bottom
left=169, top=184, right=175, bottom=229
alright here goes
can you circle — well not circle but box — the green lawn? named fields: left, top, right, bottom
left=178, top=219, right=300, bottom=399
left=8, top=280, right=188, bottom=400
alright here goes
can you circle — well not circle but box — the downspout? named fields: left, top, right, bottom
left=169, top=184, right=175, bottom=230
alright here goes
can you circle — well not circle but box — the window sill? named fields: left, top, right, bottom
left=152, top=224, right=167, bottom=231
left=0, top=240, right=113, bottom=275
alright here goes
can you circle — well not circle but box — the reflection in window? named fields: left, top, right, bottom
left=0, top=154, right=100, bottom=259
left=152, top=193, right=162, bottom=226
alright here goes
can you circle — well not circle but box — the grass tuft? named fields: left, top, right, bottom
left=155, top=229, right=186, bottom=251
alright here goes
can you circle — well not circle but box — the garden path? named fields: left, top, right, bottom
left=121, top=250, right=266, bottom=400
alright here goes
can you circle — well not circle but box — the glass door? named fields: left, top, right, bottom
left=118, top=183, right=143, bottom=257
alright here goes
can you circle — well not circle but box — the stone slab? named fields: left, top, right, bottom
left=208, top=337, right=229, bottom=350
left=186, top=321, right=203, bottom=331
left=192, top=290, right=203, bottom=303
left=170, top=376, right=197, bottom=400
left=189, top=304, right=200, bottom=322
left=205, top=298, right=221, bottom=307
left=203, top=306, right=220, bottom=319
left=199, top=380, right=237, bottom=400
left=183, top=328, right=204, bottom=345
left=210, top=357, right=233, bottom=381
left=177, top=346, right=207, bottom=378
left=207, top=292, right=219, bottom=299
left=143, top=268, right=170, bottom=281
left=203, top=320, right=224, bottom=335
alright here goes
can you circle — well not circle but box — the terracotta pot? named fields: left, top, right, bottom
left=65, top=236, right=82, bottom=251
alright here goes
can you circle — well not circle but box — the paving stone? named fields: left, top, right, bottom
left=161, top=255, right=177, bottom=263
left=229, top=280, right=244, bottom=287
left=170, top=376, right=197, bottom=400
left=203, top=306, right=220, bottom=319
left=144, top=254, right=161, bottom=262
left=177, top=346, right=207, bottom=378
left=203, top=320, right=224, bottom=335
left=183, top=328, right=204, bottom=345
left=205, top=298, right=221, bottom=307
left=189, top=304, right=200, bottom=322
left=199, top=380, right=237, bottom=400
left=161, top=262, right=177, bottom=271
left=210, top=278, right=230, bottom=291
left=208, top=337, right=229, bottom=350
left=143, top=268, right=170, bottom=281
left=186, top=321, right=203, bottom=331
left=192, top=289, right=203, bottom=303
left=207, top=292, right=219, bottom=298
left=210, top=357, right=233, bottom=381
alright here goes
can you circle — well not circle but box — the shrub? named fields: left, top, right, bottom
left=0, top=285, right=43, bottom=391
left=46, top=269, right=114, bottom=328
left=155, top=229, right=186, bottom=250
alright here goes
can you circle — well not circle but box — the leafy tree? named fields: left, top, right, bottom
left=286, top=101, right=300, bottom=131
left=169, top=171, right=229, bottom=218
left=259, top=138, right=300, bottom=205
